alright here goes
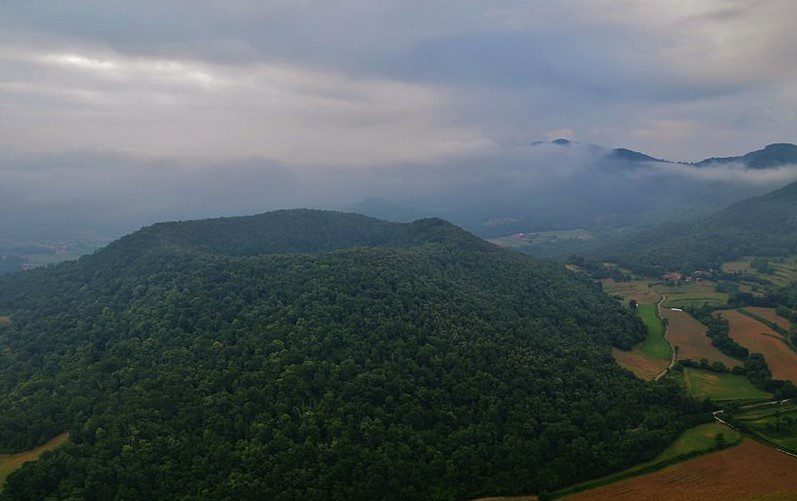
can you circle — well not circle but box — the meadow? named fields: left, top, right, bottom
left=676, top=367, right=771, bottom=402
left=636, top=304, right=671, bottom=360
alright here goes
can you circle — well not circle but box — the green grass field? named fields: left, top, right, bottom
left=734, top=402, right=797, bottom=454
left=636, top=304, right=671, bottom=360
left=655, top=422, right=742, bottom=462
left=678, top=368, right=771, bottom=402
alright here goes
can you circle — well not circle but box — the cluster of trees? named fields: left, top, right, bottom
left=0, top=211, right=705, bottom=499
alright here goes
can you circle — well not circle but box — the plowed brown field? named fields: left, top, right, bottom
left=611, top=347, right=669, bottom=380
left=660, top=309, right=739, bottom=367
left=563, top=440, right=797, bottom=500
left=722, top=310, right=797, bottom=384
left=746, top=307, right=793, bottom=331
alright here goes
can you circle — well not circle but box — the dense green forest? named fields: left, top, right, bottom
left=0, top=210, right=703, bottom=499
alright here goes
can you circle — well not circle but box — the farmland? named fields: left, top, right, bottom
left=744, top=306, right=793, bottom=331
left=660, top=308, right=740, bottom=367
left=0, top=433, right=69, bottom=489
left=550, top=422, right=742, bottom=499
left=562, top=440, right=797, bottom=500
left=723, top=255, right=797, bottom=288
left=676, top=367, right=770, bottom=402
left=733, top=401, right=797, bottom=454
left=610, top=303, right=671, bottom=380
left=655, top=282, right=728, bottom=309
left=611, top=347, right=669, bottom=381
left=601, top=279, right=661, bottom=305
left=722, top=310, right=797, bottom=384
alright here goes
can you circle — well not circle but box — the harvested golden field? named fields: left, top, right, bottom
left=563, top=440, right=797, bottom=501
left=660, top=309, right=739, bottom=367
left=746, top=307, right=793, bottom=331
left=722, top=310, right=797, bottom=384
left=611, top=347, right=668, bottom=381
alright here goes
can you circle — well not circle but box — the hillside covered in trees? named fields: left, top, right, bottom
left=530, top=180, right=797, bottom=276
left=0, top=210, right=705, bottom=499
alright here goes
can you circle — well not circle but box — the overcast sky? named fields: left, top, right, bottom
left=1, top=1, right=796, bottom=240
left=2, top=0, right=795, bottom=167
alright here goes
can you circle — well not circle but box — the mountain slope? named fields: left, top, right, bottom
left=583, top=180, right=797, bottom=274
left=0, top=210, right=698, bottom=499
left=696, top=143, right=797, bottom=169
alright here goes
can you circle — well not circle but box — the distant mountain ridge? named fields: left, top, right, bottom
left=589, top=180, right=797, bottom=274
left=695, top=143, right=797, bottom=169
left=537, top=139, right=797, bottom=168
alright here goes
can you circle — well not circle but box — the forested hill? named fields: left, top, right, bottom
left=102, top=209, right=492, bottom=258
left=587, top=180, right=797, bottom=274
left=0, top=210, right=699, bottom=499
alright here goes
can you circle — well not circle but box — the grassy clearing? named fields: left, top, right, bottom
left=734, top=402, right=797, bottom=454
left=550, top=422, right=742, bottom=499
left=0, top=433, right=69, bottom=490
left=677, top=367, right=771, bottom=402
left=636, top=305, right=670, bottom=360
left=655, top=422, right=742, bottom=462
